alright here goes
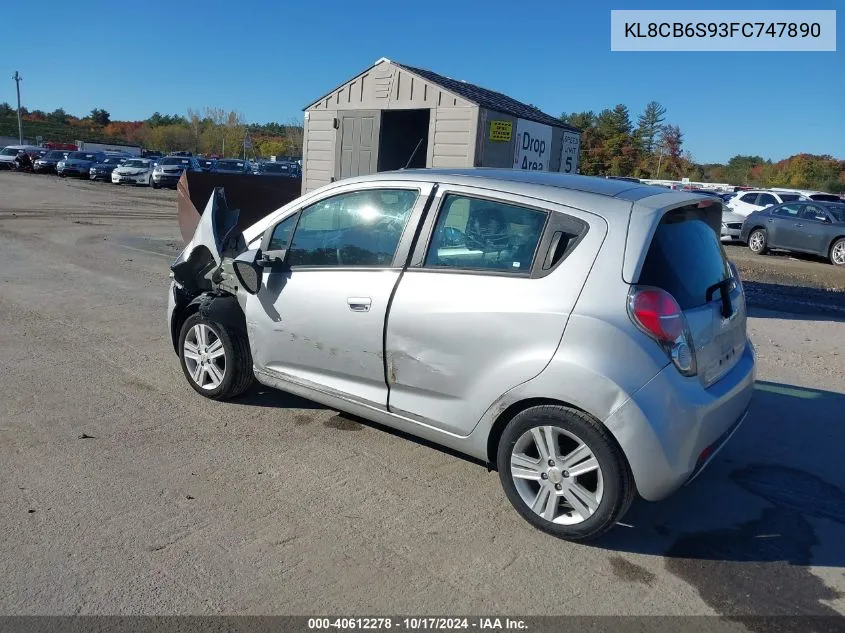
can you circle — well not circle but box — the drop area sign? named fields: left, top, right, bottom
left=513, top=118, right=553, bottom=171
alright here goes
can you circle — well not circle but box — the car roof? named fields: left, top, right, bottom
left=342, top=168, right=706, bottom=218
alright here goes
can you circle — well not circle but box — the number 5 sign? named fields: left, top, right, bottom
left=560, top=131, right=580, bottom=174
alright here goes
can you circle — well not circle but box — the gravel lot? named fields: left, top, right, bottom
left=1, top=172, right=844, bottom=619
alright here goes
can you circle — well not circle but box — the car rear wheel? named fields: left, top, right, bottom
left=830, top=238, right=845, bottom=266
left=748, top=228, right=768, bottom=255
left=152, top=181, right=160, bottom=189
left=497, top=405, right=635, bottom=541
left=178, top=313, right=254, bottom=400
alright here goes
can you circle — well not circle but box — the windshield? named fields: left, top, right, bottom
left=262, top=163, right=288, bottom=172
left=217, top=161, right=245, bottom=169
left=68, top=152, right=98, bottom=161
left=159, top=157, right=190, bottom=166
left=102, top=157, right=125, bottom=164
left=44, top=151, right=67, bottom=159
left=1, top=148, right=22, bottom=156
left=638, top=205, right=731, bottom=310
left=125, top=159, right=149, bottom=168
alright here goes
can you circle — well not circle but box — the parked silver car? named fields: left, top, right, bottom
left=167, top=170, right=756, bottom=540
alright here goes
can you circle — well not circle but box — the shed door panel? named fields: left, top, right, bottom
left=338, top=111, right=380, bottom=180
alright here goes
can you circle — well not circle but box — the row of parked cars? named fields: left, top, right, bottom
left=694, top=188, right=844, bottom=266
left=604, top=177, right=845, bottom=266
left=0, top=145, right=302, bottom=189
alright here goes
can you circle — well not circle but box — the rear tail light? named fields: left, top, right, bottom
left=628, top=286, right=697, bottom=376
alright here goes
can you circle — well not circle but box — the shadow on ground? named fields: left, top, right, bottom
left=743, top=280, right=845, bottom=321
left=594, top=380, right=845, bottom=625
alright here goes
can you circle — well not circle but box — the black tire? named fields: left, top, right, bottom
left=829, top=237, right=845, bottom=266
left=178, top=312, right=254, bottom=400
left=152, top=181, right=160, bottom=189
left=58, top=173, right=66, bottom=178
left=497, top=405, right=636, bottom=541
left=748, top=228, right=768, bottom=255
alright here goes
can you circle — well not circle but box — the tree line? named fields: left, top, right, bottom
left=0, top=103, right=303, bottom=158
left=561, top=101, right=845, bottom=192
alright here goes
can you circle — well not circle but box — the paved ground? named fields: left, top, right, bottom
left=1, top=172, right=844, bottom=619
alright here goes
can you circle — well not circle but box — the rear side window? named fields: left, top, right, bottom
left=638, top=206, right=731, bottom=310
left=778, top=193, right=802, bottom=202
left=809, top=194, right=840, bottom=202
left=739, top=193, right=758, bottom=204
left=757, top=193, right=778, bottom=206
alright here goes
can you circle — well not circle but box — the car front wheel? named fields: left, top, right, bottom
left=497, top=405, right=635, bottom=541
left=178, top=313, right=254, bottom=400
left=830, top=238, right=845, bottom=266
left=748, top=228, right=768, bottom=255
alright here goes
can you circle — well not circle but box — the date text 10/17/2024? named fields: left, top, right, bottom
left=308, top=617, right=528, bottom=631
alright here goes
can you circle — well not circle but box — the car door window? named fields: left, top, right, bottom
left=287, top=189, right=418, bottom=267
left=774, top=203, right=801, bottom=217
left=739, top=193, right=759, bottom=205
left=800, top=205, right=828, bottom=222
left=757, top=193, right=778, bottom=207
left=424, top=194, right=547, bottom=273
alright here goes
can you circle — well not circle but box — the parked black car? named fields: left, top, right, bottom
left=256, top=161, right=299, bottom=177
left=211, top=159, right=250, bottom=175
left=89, top=155, right=129, bottom=181
left=740, top=200, right=845, bottom=266
left=33, top=150, right=70, bottom=174
left=197, top=158, right=215, bottom=172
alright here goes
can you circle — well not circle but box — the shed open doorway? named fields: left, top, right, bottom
left=378, top=109, right=430, bottom=171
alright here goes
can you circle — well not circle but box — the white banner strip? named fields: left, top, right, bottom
left=611, top=10, right=836, bottom=52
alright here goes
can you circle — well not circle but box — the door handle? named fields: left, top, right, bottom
left=347, top=297, right=372, bottom=312
left=767, top=218, right=775, bottom=223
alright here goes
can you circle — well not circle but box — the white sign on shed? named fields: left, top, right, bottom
left=513, top=119, right=553, bottom=171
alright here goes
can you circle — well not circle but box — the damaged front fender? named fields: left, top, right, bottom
left=171, top=187, right=245, bottom=292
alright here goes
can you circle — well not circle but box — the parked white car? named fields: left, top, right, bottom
left=0, top=144, right=42, bottom=169
left=769, top=188, right=842, bottom=203
left=111, top=158, right=155, bottom=186
left=727, top=190, right=807, bottom=216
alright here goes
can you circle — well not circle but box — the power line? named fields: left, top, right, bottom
left=12, top=71, right=23, bottom=144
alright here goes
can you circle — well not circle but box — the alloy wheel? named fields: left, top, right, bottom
left=749, top=231, right=765, bottom=252
left=832, top=241, right=845, bottom=265
left=182, top=323, right=226, bottom=390
left=510, top=426, right=604, bottom=525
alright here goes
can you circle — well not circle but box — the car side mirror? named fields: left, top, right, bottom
left=232, top=250, right=262, bottom=295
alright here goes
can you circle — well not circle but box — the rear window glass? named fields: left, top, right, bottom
left=809, top=194, right=840, bottom=202
left=638, top=206, right=731, bottom=310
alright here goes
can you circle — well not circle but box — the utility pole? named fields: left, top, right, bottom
left=12, top=71, right=23, bottom=144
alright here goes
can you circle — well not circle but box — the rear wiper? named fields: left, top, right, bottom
left=706, top=279, right=734, bottom=319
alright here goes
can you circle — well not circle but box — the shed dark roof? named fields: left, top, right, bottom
left=394, top=62, right=577, bottom=132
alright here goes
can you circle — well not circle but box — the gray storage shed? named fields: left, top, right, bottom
left=301, top=58, right=581, bottom=193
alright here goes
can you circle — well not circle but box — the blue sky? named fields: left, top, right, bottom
left=1, top=0, right=841, bottom=164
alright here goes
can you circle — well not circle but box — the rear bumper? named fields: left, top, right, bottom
left=604, top=340, right=756, bottom=501
left=721, top=226, right=743, bottom=241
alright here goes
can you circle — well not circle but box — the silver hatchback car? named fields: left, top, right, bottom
left=168, top=169, right=756, bottom=541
